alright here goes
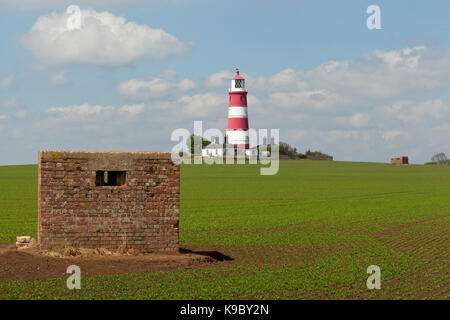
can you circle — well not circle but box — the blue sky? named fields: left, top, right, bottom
left=0, top=0, right=449, bottom=165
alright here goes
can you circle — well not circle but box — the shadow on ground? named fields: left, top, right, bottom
left=179, top=247, right=234, bottom=261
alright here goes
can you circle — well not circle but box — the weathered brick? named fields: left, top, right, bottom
left=38, top=151, right=179, bottom=252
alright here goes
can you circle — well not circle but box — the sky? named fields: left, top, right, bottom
left=0, top=0, right=449, bottom=165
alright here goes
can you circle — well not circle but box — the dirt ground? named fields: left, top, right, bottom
left=0, top=244, right=232, bottom=281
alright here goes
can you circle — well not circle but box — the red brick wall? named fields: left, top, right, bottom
left=38, top=151, right=180, bottom=252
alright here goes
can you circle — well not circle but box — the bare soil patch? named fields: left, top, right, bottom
left=0, top=244, right=230, bottom=281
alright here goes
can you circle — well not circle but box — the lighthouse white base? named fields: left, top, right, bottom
left=226, top=130, right=249, bottom=146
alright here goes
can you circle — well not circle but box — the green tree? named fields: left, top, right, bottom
left=279, top=141, right=298, bottom=158
left=186, top=134, right=211, bottom=155
left=431, top=152, right=449, bottom=165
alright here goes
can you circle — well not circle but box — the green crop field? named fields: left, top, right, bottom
left=0, top=161, right=449, bottom=299
left=0, top=165, right=37, bottom=244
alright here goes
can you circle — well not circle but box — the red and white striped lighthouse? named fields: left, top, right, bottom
left=226, top=69, right=249, bottom=149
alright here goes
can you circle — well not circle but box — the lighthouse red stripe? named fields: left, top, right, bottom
left=229, top=93, right=247, bottom=106
left=227, top=118, right=249, bottom=130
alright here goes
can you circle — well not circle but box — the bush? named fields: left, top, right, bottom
left=186, top=135, right=211, bottom=155
left=279, top=141, right=298, bottom=158
left=431, top=152, right=449, bottom=165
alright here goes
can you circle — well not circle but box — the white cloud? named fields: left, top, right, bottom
left=0, top=115, right=8, bottom=120
left=350, top=113, right=370, bottom=128
left=268, top=89, right=343, bottom=110
left=178, top=79, right=196, bottom=92
left=203, top=70, right=234, bottom=90
left=381, top=130, right=410, bottom=142
left=47, top=102, right=146, bottom=120
left=304, top=46, right=435, bottom=100
left=411, top=99, right=449, bottom=119
left=176, top=93, right=224, bottom=118
left=21, top=9, right=193, bottom=66
left=118, top=103, right=145, bottom=117
left=113, top=91, right=227, bottom=126
left=248, top=46, right=450, bottom=112
left=48, top=103, right=115, bottom=119
left=251, top=69, right=310, bottom=93
left=49, top=72, right=68, bottom=86
left=118, top=72, right=195, bottom=100
left=372, top=46, right=425, bottom=69
left=382, top=99, right=449, bottom=125
left=0, top=75, right=13, bottom=89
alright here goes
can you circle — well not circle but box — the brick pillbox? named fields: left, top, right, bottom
left=38, top=151, right=180, bottom=252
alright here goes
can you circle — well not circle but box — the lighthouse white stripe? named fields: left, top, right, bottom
left=228, top=106, right=248, bottom=118
left=226, top=130, right=249, bottom=144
